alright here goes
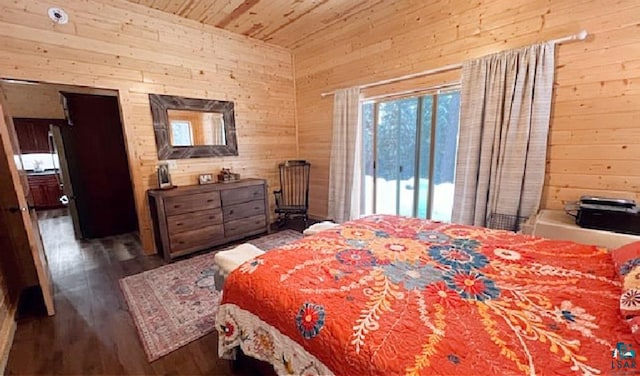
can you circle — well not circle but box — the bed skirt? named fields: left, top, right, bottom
left=217, top=303, right=334, bottom=376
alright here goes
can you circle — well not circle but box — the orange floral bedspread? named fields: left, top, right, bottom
left=216, top=215, right=632, bottom=375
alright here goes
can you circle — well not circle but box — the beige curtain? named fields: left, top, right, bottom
left=201, top=113, right=226, bottom=145
left=328, top=87, right=361, bottom=223
left=452, top=42, right=555, bottom=230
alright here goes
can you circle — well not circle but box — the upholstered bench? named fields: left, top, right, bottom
left=213, top=243, right=265, bottom=291
left=303, top=221, right=339, bottom=236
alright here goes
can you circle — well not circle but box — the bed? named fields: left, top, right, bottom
left=216, top=214, right=633, bottom=375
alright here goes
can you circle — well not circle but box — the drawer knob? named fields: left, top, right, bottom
left=229, top=210, right=234, bottom=215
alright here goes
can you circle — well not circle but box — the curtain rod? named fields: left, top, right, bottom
left=363, top=80, right=461, bottom=103
left=320, top=29, right=588, bottom=98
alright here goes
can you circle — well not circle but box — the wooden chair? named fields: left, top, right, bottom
left=273, top=160, right=310, bottom=227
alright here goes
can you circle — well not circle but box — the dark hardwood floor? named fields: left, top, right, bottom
left=5, top=210, right=310, bottom=375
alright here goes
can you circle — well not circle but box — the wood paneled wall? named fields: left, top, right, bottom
left=0, top=206, right=19, bottom=376
left=293, top=0, right=640, bottom=218
left=0, top=0, right=297, bottom=253
left=0, top=219, right=17, bottom=375
left=0, top=82, right=117, bottom=119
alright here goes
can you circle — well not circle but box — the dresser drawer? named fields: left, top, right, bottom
left=224, top=214, right=266, bottom=238
left=148, top=179, right=268, bottom=261
left=165, top=191, right=220, bottom=216
left=170, top=224, right=224, bottom=252
left=223, top=200, right=266, bottom=222
left=221, top=185, right=264, bottom=206
left=167, top=208, right=223, bottom=234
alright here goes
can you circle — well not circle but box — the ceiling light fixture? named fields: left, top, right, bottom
left=47, top=7, right=69, bottom=24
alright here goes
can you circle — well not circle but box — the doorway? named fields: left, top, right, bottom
left=59, top=92, right=138, bottom=238
left=0, top=79, right=139, bottom=318
left=1, top=80, right=138, bottom=240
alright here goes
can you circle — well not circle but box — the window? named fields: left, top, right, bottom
left=361, top=91, right=461, bottom=222
left=170, top=120, right=193, bottom=146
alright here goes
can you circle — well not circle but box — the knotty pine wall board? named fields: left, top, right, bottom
left=293, top=0, right=640, bottom=217
left=0, top=0, right=297, bottom=254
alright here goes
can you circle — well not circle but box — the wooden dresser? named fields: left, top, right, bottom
left=148, top=178, right=269, bottom=260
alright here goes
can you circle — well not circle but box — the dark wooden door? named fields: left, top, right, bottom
left=60, top=93, right=137, bottom=238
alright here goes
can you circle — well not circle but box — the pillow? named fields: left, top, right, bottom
left=612, top=241, right=640, bottom=278
left=627, top=316, right=640, bottom=345
left=611, top=241, right=640, bottom=338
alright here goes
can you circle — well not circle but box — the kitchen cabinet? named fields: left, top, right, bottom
left=13, top=118, right=66, bottom=154
left=28, top=174, right=64, bottom=209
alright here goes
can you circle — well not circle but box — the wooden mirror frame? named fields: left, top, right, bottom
left=149, top=94, right=239, bottom=159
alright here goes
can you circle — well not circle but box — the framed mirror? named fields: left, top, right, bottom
left=149, top=94, right=238, bottom=159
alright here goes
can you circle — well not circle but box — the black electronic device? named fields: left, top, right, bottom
left=575, top=196, right=640, bottom=235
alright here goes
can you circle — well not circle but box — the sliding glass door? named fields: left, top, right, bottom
left=361, top=91, right=460, bottom=221
left=431, top=92, right=461, bottom=221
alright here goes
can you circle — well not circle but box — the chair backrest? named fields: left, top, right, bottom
left=278, top=160, right=310, bottom=208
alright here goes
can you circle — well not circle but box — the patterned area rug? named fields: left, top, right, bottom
left=120, top=229, right=303, bottom=361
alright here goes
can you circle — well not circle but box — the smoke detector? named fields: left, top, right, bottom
left=47, top=7, right=69, bottom=24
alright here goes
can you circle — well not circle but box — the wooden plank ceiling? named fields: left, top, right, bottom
left=126, top=0, right=382, bottom=48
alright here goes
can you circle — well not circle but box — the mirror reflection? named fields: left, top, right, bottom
left=149, top=93, right=238, bottom=159
left=167, top=109, right=226, bottom=147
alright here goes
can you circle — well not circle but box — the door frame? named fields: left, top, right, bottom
left=1, top=77, right=143, bottom=245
